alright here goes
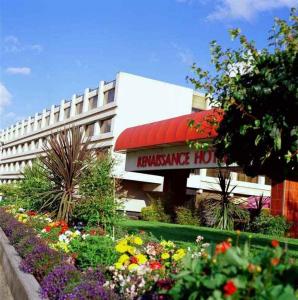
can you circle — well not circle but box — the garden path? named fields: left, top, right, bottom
left=0, top=264, right=13, bottom=300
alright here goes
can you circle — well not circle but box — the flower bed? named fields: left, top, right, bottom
left=0, top=206, right=298, bottom=300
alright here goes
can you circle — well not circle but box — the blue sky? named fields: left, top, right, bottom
left=0, top=0, right=297, bottom=128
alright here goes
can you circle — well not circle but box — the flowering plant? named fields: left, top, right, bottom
left=166, top=238, right=298, bottom=300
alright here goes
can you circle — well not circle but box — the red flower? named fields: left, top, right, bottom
left=60, top=226, right=68, bottom=234
left=271, top=257, right=280, bottom=266
left=44, top=226, right=51, bottom=233
left=215, top=241, right=231, bottom=254
left=149, top=261, right=162, bottom=270
left=271, top=240, right=279, bottom=248
left=27, top=210, right=37, bottom=216
left=130, top=256, right=138, bottom=264
left=223, top=280, right=237, bottom=296
left=89, top=229, right=97, bottom=236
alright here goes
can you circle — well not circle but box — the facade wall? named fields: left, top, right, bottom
left=0, top=72, right=271, bottom=212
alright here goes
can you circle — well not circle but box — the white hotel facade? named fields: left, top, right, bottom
left=0, top=72, right=270, bottom=212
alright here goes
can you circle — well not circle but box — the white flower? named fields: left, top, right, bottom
left=202, top=243, right=210, bottom=248
left=196, top=235, right=204, bottom=243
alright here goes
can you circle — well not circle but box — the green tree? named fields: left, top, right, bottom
left=75, top=152, right=123, bottom=234
left=188, top=9, right=298, bottom=182
left=19, top=160, right=54, bottom=211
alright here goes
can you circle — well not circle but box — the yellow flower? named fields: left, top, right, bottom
left=135, top=254, right=147, bottom=264
left=161, top=252, right=170, bottom=260
left=127, top=246, right=136, bottom=255
left=160, top=240, right=175, bottom=248
left=115, top=243, right=128, bottom=253
left=53, top=241, right=69, bottom=253
left=115, top=262, right=123, bottom=269
left=118, top=254, right=130, bottom=264
left=173, top=249, right=186, bottom=261
left=133, top=236, right=143, bottom=245
left=128, top=263, right=139, bottom=271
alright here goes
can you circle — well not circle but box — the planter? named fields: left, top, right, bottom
left=0, top=227, right=42, bottom=300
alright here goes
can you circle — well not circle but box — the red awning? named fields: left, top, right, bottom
left=115, top=108, right=223, bottom=152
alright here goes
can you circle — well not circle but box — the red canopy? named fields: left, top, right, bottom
left=115, top=108, right=222, bottom=152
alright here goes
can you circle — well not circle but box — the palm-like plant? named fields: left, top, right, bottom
left=39, top=126, right=91, bottom=222
left=207, top=169, right=246, bottom=230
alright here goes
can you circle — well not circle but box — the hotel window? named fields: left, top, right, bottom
left=54, top=112, right=60, bottom=122
left=85, top=123, right=95, bottom=137
left=265, top=176, right=271, bottom=185
left=100, top=118, right=112, bottom=134
left=88, top=96, right=98, bottom=110
left=45, top=115, right=50, bottom=126
left=237, top=172, right=258, bottom=184
left=76, top=102, right=83, bottom=115
left=206, top=168, right=230, bottom=178
left=64, top=107, right=71, bottom=119
left=103, top=88, right=115, bottom=105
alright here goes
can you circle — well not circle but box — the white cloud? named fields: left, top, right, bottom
left=6, top=67, right=31, bottom=75
left=3, top=35, right=43, bottom=53
left=208, top=0, right=298, bottom=21
left=0, top=82, right=12, bottom=114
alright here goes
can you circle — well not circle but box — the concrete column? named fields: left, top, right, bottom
left=41, top=109, right=47, bottom=128
left=59, top=100, right=65, bottom=122
left=27, top=117, right=32, bottom=134
left=20, top=120, right=25, bottom=135
left=230, top=172, right=238, bottom=181
left=258, top=176, right=265, bottom=185
left=94, top=121, right=100, bottom=136
left=97, top=81, right=105, bottom=107
left=49, top=105, right=55, bottom=125
left=33, top=113, right=39, bottom=131
left=70, top=94, right=77, bottom=117
left=24, top=143, right=28, bottom=152
left=83, top=88, right=90, bottom=113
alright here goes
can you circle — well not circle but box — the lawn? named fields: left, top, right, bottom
left=121, top=219, right=298, bottom=257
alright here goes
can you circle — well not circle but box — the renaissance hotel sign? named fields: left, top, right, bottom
left=125, top=145, right=221, bottom=172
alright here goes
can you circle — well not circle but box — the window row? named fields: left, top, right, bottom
left=1, top=88, right=115, bottom=141
left=0, top=160, right=33, bottom=173
left=1, top=118, right=113, bottom=158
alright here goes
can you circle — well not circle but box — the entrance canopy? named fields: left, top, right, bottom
left=115, top=109, right=224, bottom=172
left=115, top=109, right=222, bottom=152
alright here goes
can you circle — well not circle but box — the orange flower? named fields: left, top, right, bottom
left=271, top=258, right=280, bottom=266
left=271, top=240, right=279, bottom=248
left=215, top=241, right=231, bottom=254
left=223, top=280, right=237, bottom=296
left=149, top=261, right=162, bottom=270
left=248, top=263, right=256, bottom=273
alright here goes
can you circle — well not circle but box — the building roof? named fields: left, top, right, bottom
left=115, top=108, right=223, bottom=152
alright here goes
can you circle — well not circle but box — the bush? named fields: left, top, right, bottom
left=249, top=211, right=290, bottom=236
left=69, top=235, right=117, bottom=269
left=175, top=207, right=199, bottom=226
left=0, top=183, right=23, bottom=207
left=74, top=153, right=122, bottom=234
left=19, top=161, right=54, bottom=211
left=141, top=194, right=170, bottom=223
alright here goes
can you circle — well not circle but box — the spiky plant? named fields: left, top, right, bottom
left=39, top=126, right=91, bottom=222
left=213, top=169, right=248, bottom=230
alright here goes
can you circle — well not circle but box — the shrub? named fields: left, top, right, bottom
left=249, top=211, right=290, bottom=236
left=74, top=153, right=122, bottom=234
left=19, top=161, right=54, bottom=211
left=141, top=195, right=170, bottom=223
left=175, top=207, right=199, bottom=226
left=69, top=235, right=117, bottom=269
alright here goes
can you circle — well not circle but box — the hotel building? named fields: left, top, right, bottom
left=0, top=72, right=271, bottom=212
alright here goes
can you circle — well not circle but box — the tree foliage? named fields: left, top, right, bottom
left=188, top=9, right=298, bottom=181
